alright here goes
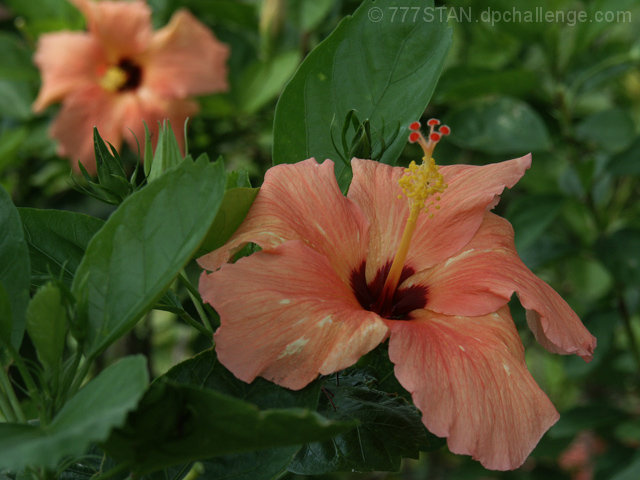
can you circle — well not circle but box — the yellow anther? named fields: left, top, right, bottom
left=100, top=66, right=127, bottom=92
left=398, top=155, right=447, bottom=221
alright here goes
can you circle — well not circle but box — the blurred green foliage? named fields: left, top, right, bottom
left=0, top=0, right=639, bottom=479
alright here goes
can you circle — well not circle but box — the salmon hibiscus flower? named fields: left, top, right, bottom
left=32, top=0, right=229, bottom=173
left=198, top=120, right=596, bottom=470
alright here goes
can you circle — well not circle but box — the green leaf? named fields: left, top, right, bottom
left=575, top=108, right=635, bottom=154
left=104, top=379, right=354, bottom=474
left=435, top=67, right=538, bottom=103
left=71, top=158, right=226, bottom=358
left=565, top=257, right=614, bottom=302
left=26, top=282, right=67, bottom=371
left=165, top=349, right=322, bottom=409
left=0, top=186, right=30, bottom=352
left=288, top=371, right=444, bottom=474
left=0, top=80, right=33, bottom=121
left=144, top=349, right=324, bottom=480
left=146, top=449, right=299, bottom=480
left=609, top=136, right=640, bottom=175
left=0, top=126, right=29, bottom=174
left=597, top=229, right=640, bottom=287
left=445, top=97, right=551, bottom=154
left=18, top=208, right=104, bottom=288
left=549, top=405, right=627, bottom=438
left=289, top=0, right=336, bottom=32
left=197, top=187, right=259, bottom=256
left=612, top=453, right=640, bottom=480
left=505, top=195, right=565, bottom=252
left=0, top=356, right=148, bottom=470
left=3, top=0, right=83, bottom=37
left=273, top=0, right=452, bottom=186
left=237, top=51, right=301, bottom=114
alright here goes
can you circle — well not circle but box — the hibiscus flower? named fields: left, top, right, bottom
left=32, top=0, right=229, bottom=173
left=198, top=120, right=596, bottom=470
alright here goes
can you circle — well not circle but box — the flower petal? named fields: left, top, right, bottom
left=346, top=159, right=407, bottom=282
left=143, top=10, right=229, bottom=98
left=197, top=159, right=369, bottom=282
left=50, top=86, right=131, bottom=174
left=387, top=307, right=559, bottom=470
left=348, top=155, right=531, bottom=280
left=32, top=32, right=104, bottom=112
left=412, top=212, right=596, bottom=360
left=201, top=240, right=388, bottom=390
left=71, top=0, right=152, bottom=62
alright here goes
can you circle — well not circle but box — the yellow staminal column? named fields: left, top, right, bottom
left=375, top=119, right=450, bottom=312
left=99, top=65, right=128, bottom=92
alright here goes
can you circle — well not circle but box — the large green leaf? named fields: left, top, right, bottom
left=0, top=186, right=30, bottom=352
left=0, top=356, right=148, bottom=470
left=197, top=187, right=258, bottom=256
left=145, top=449, right=299, bottom=480
left=505, top=195, right=565, bottom=252
left=236, top=50, right=301, bottom=114
left=71, top=158, right=226, bottom=358
left=18, top=208, right=104, bottom=288
left=288, top=370, right=444, bottom=474
left=162, top=349, right=321, bottom=409
left=273, top=0, right=452, bottom=186
left=104, top=379, right=354, bottom=474
left=145, top=349, right=324, bottom=480
left=445, top=96, right=551, bottom=155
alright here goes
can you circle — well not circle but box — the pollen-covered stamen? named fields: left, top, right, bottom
left=99, top=59, right=143, bottom=92
left=374, top=119, right=450, bottom=312
left=100, top=65, right=128, bottom=92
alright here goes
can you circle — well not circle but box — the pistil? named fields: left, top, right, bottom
left=374, top=119, right=450, bottom=313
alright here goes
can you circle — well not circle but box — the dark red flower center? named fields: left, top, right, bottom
left=349, top=261, right=427, bottom=320
left=117, top=58, right=143, bottom=91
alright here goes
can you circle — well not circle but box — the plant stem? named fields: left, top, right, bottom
left=179, top=271, right=213, bottom=332
left=180, top=312, right=211, bottom=337
left=56, top=350, right=82, bottom=411
left=67, top=356, right=94, bottom=400
left=0, top=366, right=25, bottom=422
left=0, top=385, right=16, bottom=422
left=618, top=296, right=640, bottom=373
left=3, top=342, right=43, bottom=422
